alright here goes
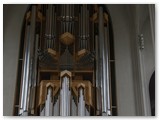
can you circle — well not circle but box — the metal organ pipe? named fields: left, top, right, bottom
left=60, top=5, right=75, bottom=37
left=53, top=16, right=56, bottom=48
left=104, top=27, right=111, bottom=115
left=52, top=6, right=56, bottom=49
left=66, top=5, right=69, bottom=16
left=19, top=25, right=30, bottom=116
left=80, top=7, right=83, bottom=49
left=78, top=87, right=85, bottom=116
left=60, top=76, right=71, bottom=116
left=45, top=9, right=49, bottom=49
left=85, top=6, right=87, bottom=37
left=98, top=6, right=111, bottom=116
left=45, top=87, right=53, bottom=116
left=83, top=5, right=86, bottom=49
left=53, top=96, right=60, bottom=116
left=95, top=35, right=100, bottom=87
left=85, top=108, right=90, bottom=116
left=79, top=13, right=81, bottom=49
left=40, top=107, right=45, bottom=116
left=19, top=5, right=36, bottom=116
left=45, top=5, right=57, bottom=50
left=61, top=5, right=64, bottom=17
left=29, top=34, right=39, bottom=113
left=87, top=9, right=89, bottom=49
left=66, top=5, right=68, bottom=32
left=17, top=4, right=113, bottom=116
left=80, top=6, right=83, bottom=36
left=98, top=6, right=107, bottom=115
left=71, top=97, right=77, bottom=116
left=71, top=5, right=74, bottom=34
left=98, top=7, right=105, bottom=115
left=95, top=35, right=102, bottom=114
left=54, top=12, right=56, bottom=49
left=48, top=5, right=52, bottom=36
left=79, top=5, right=90, bottom=50
left=62, top=5, right=65, bottom=33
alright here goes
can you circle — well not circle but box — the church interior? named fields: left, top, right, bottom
left=3, top=4, right=155, bottom=116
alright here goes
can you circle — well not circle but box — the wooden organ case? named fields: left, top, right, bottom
left=14, top=4, right=117, bottom=116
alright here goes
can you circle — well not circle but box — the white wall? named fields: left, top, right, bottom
left=3, top=4, right=29, bottom=116
left=107, top=5, right=137, bottom=116
left=139, top=6, right=155, bottom=115
left=128, top=5, right=154, bottom=116
left=107, top=4, right=155, bottom=116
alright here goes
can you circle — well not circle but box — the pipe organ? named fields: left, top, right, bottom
left=15, top=4, right=116, bottom=116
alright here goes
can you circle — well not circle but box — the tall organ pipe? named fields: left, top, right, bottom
left=60, top=5, right=75, bottom=36
left=95, top=35, right=102, bottom=114
left=45, top=5, right=57, bottom=50
left=19, top=5, right=36, bottom=116
left=19, top=25, right=30, bottom=116
left=104, top=26, right=111, bottom=115
left=87, top=10, right=89, bottom=49
left=98, top=6, right=110, bottom=116
left=80, top=7, right=83, bottom=49
left=29, top=34, right=39, bottom=113
left=48, top=5, right=52, bottom=36
left=82, top=5, right=85, bottom=36
left=79, top=13, right=81, bottom=49
left=85, top=7, right=87, bottom=37
left=51, top=6, right=56, bottom=49
left=95, top=35, right=99, bottom=87
left=79, top=5, right=90, bottom=50
left=45, top=9, right=49, bottom=49
left=54, top=13, right=56, bottom=49
left=60, top=76, right=71, bottom=116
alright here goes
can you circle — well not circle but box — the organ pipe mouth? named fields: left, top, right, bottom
left=46, top=86, right=53, bottom=94
left=77, top=83, right=85, bottom=90
left=78, top=87, right=85, bottom=99
left=60, top=70, right=72, bottom=78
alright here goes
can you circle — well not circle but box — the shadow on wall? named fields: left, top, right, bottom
left=149, top=71, right=155, bottom=116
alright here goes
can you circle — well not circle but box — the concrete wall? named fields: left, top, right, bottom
left=107, top=5, right=136, bottom=116
left=127, top=5, right=155, bottom=116
left=106, top=4, right=155, bottom=116
left=3, top=4, right=29, bottom=116
left=138, top=5, right=155, bottom=115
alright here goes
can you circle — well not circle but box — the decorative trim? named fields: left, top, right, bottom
left=139, top=34, right=144, bottom=50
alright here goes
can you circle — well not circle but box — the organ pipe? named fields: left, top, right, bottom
left=98, top=7, right=112, bottom=116
left=16, top=4, right=115, bottom=116
left=45, top=87, right=53, bottom=116
left=19, top=5, right=36, bottom=116
left=60, top=76, right=71, bottom=116
left=78, top=87, right=85, bottom=116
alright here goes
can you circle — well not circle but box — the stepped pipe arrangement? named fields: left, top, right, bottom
left=16, top=4, right=115, bottom=116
